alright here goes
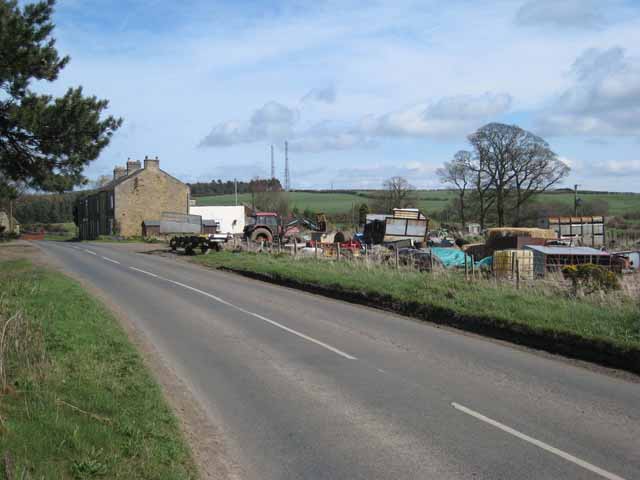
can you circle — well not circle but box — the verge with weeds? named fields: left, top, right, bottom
left=0, top=259, right=197, bottom=479
left=193, top=252, right=640, bottom=369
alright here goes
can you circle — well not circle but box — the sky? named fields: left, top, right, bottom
left=42, top=0, right=640, bottom=191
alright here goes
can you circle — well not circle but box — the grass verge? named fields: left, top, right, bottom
left=0, top=259, right=197, bottom=479
left=192, top=252, right=640, bottom=373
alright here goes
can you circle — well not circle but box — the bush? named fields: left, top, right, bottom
left=562, top=264, right=620, bottom=294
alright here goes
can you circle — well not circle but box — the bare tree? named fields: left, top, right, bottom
left=468, top=123, right=569, bottom=227
left=510, top=135, right=569, bottom=225
left=91, top=175, right=112, bottom=189
left=437, top=151, right=473, bottom=225
left=372, top=176, right=416, bottom=213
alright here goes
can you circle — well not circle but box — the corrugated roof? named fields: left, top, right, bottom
left=525, top=245, right=609, bottom=256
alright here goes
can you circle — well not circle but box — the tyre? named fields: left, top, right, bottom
left=250, top=228, right=273, bottom=244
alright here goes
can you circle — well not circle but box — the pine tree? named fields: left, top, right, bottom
left=0, top=0, right=122, bottom=195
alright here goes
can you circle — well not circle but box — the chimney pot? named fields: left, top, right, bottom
left=126, top=159, right=142, bottom=175
left=113, top=166, right=127, bottom=180
left=144, top=157, right=160, bottom=170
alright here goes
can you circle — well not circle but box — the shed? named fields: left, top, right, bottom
left=524, top=245, right=611, bottom=277
left=189, top=206, right=246, bottom=235
left=202, top=219, right=220, bottom=234
left=142, top=220, right=160, bottom=237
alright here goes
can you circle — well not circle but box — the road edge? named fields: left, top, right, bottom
left=28, top=241, right=239, bottom=480
left=211, top=265, right=640, bottom=376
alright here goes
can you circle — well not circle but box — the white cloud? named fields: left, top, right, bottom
left=301, top=86, right=336, bottom=104
left=538, top=47, right=640, bottom=136
left=595, top=159, right=640, bottom=175
left=515, top=0, right=606, bottom=29
left=362, top=93, right=512, bottom=138
left=200, top=92, right=511, bottom=152
left=199, top=102, right=298, bottom=147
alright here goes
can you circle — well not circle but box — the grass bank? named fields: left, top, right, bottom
left=193, top=252, right=640, bottom=372
left=0, top=259, right=197, bottom=479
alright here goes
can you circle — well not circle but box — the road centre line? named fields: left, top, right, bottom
left=130, top=266, right=159, bottom=278
left=128, top=266, right=356, bottom=360
left=102, top=256, right=120, bottom=265
left=451, top=402, right=626, bottom=480
left=84, top=249, right=97, bottom=255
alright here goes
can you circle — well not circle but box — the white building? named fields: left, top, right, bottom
left=189, top=206, right=247, bottom=235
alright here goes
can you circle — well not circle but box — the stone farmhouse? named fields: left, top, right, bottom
left=75, top=156, right=189, bottom=240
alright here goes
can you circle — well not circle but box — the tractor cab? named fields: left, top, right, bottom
left=243, top=212, right=282, bottom=243
left=249, top=212, right=280, bottom=227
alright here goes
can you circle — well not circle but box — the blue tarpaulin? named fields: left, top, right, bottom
left=430, top=247, right=474, bottom=268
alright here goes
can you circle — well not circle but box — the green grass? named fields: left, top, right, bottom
left=0, top=260, right=197, bottom=479
left=195, top=190, right=640, bottom=218
left=193, top=252, right=640, bottom=352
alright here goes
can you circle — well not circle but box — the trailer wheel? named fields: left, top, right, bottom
left=169, top=238, right=177, bottom=251
left=200, top=245, right=210, bottom=255
left=185, top=245, right=195, bottom=255
left=213, top=243, right=222, bottom=252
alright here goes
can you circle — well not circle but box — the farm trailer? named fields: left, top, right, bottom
left=161, top=212, right=231, bottom=255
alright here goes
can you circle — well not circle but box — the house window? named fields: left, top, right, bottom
left=109, top=193, right=114, bottom=209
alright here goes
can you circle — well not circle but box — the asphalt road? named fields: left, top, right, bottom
left=37, top=241, right=639, bottom=480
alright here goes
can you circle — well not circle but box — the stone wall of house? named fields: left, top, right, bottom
left=113, top=159, right=189, bottom=237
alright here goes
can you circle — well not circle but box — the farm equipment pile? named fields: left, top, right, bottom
left=162, top=212, right=231, bottom=255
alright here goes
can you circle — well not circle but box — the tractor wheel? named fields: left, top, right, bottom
left=185, top=245, right=195, bottom=255
left=250, top=228, right=273, bottom=244
left=334, top=231, right=346, bottom=243
left=200, top=245, right=210, bottom=255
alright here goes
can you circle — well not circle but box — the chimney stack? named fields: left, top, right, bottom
left=113, top=166, right=127, bottom=180
left=144, top=155, right=160, bottom=170
left=126, top=159, right=142, bottom=175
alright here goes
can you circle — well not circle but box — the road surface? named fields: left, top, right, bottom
left=37, top=241, right=639, bottom=479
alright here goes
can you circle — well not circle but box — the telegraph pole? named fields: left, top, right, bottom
left=234, top=178, right=238, bottom=206
left=573, top=184, right=580, bottom=216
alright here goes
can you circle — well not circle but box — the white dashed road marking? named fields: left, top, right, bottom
left=451, top=402, right=626, bottom=480
left=128, top=266, right=356, bottom=360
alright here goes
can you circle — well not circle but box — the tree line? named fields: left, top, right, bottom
left=189, top=178, right=282, bottom=196
left=14, top=192, right=80, bottom=224
left=437, top=122, right=570, bottom=228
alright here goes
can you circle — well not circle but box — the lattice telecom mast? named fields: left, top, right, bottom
left=284, top=140, right=290, bottom=191
left=270, top=144, right=275, bottom=179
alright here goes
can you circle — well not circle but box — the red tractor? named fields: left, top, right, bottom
left=243, top=212, right=328, bottom=244
left=243, top=212, right=282, bottom=243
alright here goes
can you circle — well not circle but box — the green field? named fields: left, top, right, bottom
left=0, top=259, right=197, bottom=478
left=194, top=191, right=368, bottom=214
left=194, top=190, right=640, bottom=217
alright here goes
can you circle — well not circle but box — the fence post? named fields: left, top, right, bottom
left=315, top=241, right=318, bottom=260
left=337, top=243, right=341, bottom=262
left=516, top=257, right=520, bottom=290
left=294, top=240, right=298, bottom=257
left=395, top=247, right=399, bottom=269
left=464, top=253, right=468, bottom=281
left=471, top=255, right=475, bottom=280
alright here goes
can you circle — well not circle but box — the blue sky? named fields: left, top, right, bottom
left=44, top=0, right=640, bottom=191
